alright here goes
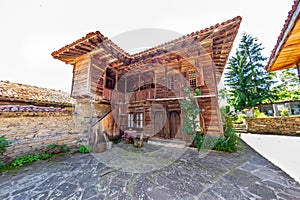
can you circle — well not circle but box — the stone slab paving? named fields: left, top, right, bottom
left=0, top=140, right=300, bottom=200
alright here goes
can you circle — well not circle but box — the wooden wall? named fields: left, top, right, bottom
left=71, top=55, right=90, bottom=97
left=71, top=42, right=223, bottom=137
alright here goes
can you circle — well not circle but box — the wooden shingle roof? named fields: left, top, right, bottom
left=0, top=80, right=74, bottom=106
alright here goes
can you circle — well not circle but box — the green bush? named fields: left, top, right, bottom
left=192, top=133, right=204, bottom=150
left=79, top=145, right=92, bottom=154
left=254, top=109, right=268, bottom=118
left=215, top=128, right=239, bottom=153
left=0, top=136, right=11, bottom=154
left=40, top=153, right=52, bottom=160
left=11, top=154, right=41, bottom=167
left=194, top=88, right=201, bottom=96
left=191, top=106, right=239, bottom=153
left=193, top=128, right=238, bottom=153
left=280, top=109, right=290, bottom=116
left=234, top=113, right=247, bottom=123
left=0, top=162, right=5, bottom=169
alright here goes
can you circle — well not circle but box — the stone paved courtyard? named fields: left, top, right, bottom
left=0, top=141, right=300, bottom=200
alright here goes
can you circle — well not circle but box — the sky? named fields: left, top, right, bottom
left=0, top=0, right=294, bottom=93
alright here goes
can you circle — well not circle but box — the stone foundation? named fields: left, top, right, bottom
left=246, top=116, right=300, bottom=135
left=0, top=112, right=80, bottom=158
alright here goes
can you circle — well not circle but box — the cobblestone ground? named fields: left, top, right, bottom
left=0, top=141, right=300, bottom=200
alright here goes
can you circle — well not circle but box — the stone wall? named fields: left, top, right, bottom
left=0, top=112, right=79, bottom=158
left=246, top=116, right=300, bottom=135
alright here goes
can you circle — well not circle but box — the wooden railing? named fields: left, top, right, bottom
left=125, top=89, right=155, bottom=102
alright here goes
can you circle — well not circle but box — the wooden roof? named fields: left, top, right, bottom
left=0, top=80, right=74, bottom=106
left=266, top=0, right=300, bottom=72
left=52, top=16, right=242, bottom=82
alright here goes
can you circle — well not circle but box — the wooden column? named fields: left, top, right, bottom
left=154, top=71, right=157, bottom=99
left=125, top=78, right=127, bottom=102
left=138, top=74, right=141, bottom=91
left=115, top=73, right=118, bottom=90
left=297, top=63, right=300, bottom=84
left=178, top=61, right=182, bottom=97
left=165, top=66, right=168, bottom=96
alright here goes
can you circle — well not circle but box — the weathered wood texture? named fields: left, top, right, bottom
left=53, top=17, right=241, bottom=138
left=71, top=56, right=90, bottom=97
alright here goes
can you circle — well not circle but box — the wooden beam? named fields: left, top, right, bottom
left=297, top=63, right=300, bottom=84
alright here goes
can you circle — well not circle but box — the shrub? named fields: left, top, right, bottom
left=40, top=153, right=52, bottom=160
left=192, top=105, right=239, bottom=152
left=254, top=109, right=268, bottom=118
left=215, top=128, right=239, bottom=153
left=280, top=109, right=290, bottom=116
left=11, top=154, right=41, bottom=167
left=0, top=136, right=11, bottom=154
left=192, top=133, right=204, bottom=150
left=0, top=162, right=5, bottom=169
left=194, top=88, right=201, bottom=96
left=234, top=113, right=247, bottom=123
left=79, top=145, right=92, bottom=154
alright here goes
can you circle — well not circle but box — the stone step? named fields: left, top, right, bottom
left=147, top=138, right=186, bottom=148
left=234, top=124, right=247, bottom=129
left=235, top=129, right=248, bottom=133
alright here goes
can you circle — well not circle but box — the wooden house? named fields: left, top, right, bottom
left=265, top=0, right=300, bottom=81
left=52, top=17, right=241, bottom=145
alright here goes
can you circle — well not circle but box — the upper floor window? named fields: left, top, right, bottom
left=189, top=71, right=196, bottom=88
left=105, top=68, right=116, bottom=89
left=169, top=75, right=174, bottom=89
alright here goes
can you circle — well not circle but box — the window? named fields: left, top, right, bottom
left=105, top=68, right=116, bottom=89
left=140, top=71, right=154, bottom=91
left=128, top=112, right=144, bottom=128
left=189, top=71, right=196, bottom=88
left=169, top=75, right=174, bottom=89
left=128, top=113, right=134, bottom=128
left=136, top=112, right=143, bottom=128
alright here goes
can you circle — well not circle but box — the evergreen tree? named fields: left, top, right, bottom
left=224, top=33, right=276, bottom=111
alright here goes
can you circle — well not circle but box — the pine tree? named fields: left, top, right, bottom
left=224, top=33, right=276, bottom=111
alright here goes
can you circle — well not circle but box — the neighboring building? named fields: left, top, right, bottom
left=0, top=80, right=74, bottom=112
left=52, top=17, right=241, bottom=145
left=259, top=100, right=300, bottom=116
left=265, top=0, right=300, bottom=81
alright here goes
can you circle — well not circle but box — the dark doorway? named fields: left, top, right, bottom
left=169, top=111, right=181, bottom=138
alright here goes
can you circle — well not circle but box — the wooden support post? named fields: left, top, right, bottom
left=165, top=66, right=168, bottom=96
left=88, top=98, right=95, bottom=146
left=115, top=73, right=118, bottom=90
left=178, top=61, right=182, bottom=97
left=297, top=63, right=300, bottom=84
left=138, top=74, right=141, bottom=91
left=87, top=55, right=92, bottom=94
left=125, top=77, right=127, bottom=102
left=154, top=71, right=157, bottom=99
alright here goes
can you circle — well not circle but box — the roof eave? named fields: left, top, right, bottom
left=266, top=1, right=300, bottom=71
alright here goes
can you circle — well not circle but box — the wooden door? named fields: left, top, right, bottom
left=169, top=111, right=180, bottom=138
left=153, top=111, right=166, bottom=138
